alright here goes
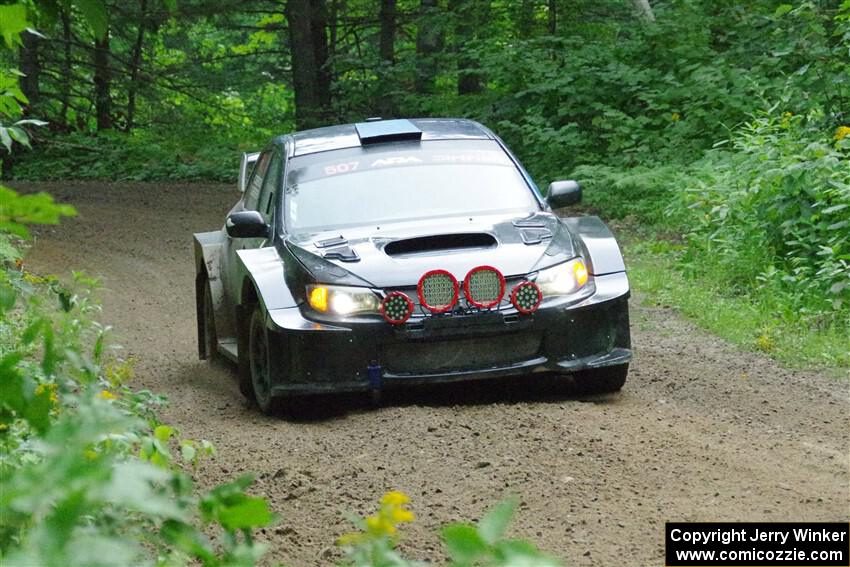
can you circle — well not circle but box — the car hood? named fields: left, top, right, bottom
left=285, top=212, right=578, bottom=288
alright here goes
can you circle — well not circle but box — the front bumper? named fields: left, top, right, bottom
left=263, top=272, right=631, bottom=395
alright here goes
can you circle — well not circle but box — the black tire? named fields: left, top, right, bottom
left=248, top=305, right=281, bottom=414
left=573, top=364, right=628, bottom=394
left=202, top=281, right=219, bottom=362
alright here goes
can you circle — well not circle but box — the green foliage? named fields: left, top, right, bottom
left=338, top=493, right=561, bottom=567
left=0, top=268, right=275, bottom=566
left=616, top=109, right=850, bottom=367
left=0, top=185, right=76, bottom=238
left=669, top=110, right=850, bottom=320
left=627, top=238, right=850, bottom=369
left=11, top=129, right=243, bottom=182
left=0, top=4, right=28, bottom=48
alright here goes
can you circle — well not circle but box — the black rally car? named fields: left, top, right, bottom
left=193, top=118, right=631, bottom=413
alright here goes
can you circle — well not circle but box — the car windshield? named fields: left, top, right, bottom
left=283, top=140, right=540, bottom=232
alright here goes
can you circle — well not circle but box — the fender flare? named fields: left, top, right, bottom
left=235, top=247, right=298, bottom=312
left=562, top=216, right=626, bottom=276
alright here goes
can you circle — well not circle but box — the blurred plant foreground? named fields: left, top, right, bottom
left=0, top=0, right=848, bottom=566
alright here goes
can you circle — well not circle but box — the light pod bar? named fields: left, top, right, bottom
left=463, top=265, right=506, bottom=309
left=417, top=269, right=459, bottom=313
left=380, top=291, right=414, bottom=324
left=511, top=281, right=542, bottom=314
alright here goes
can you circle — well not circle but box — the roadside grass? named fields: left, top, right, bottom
left=622, top=237, right=850, bottom=377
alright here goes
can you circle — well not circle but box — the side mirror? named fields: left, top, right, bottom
left=226, top=211, right=269, bottom=239
left=238, top=151, right=260, bottom=193
left=546, top=180, right=582, bottom=208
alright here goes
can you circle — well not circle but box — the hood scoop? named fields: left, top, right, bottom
left=511, top=214, right=553, bottom=245
left=520, top=228, right=553, bottom=245
left=512, top=214, right=547, bottom=228
left=315, top=235, right=348, bottom=248
left=384, top=233, right=497, bottom=257
left=311, top=236, right=360, bottom=262
left=312, top=235, right=359, bottom=262
left=323, top=246, right=359, bottom=262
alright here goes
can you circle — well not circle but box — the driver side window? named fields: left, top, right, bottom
left=244, top=151, right=271, bottom=211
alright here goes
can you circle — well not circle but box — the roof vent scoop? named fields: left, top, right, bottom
left=384, top=233, right=497, bottom=257
left=355, top=119, right=423, bottom=144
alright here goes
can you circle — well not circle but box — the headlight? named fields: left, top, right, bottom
left=306, top=284, right=380, bottom=315
left=535, top=258, right=590, bottom=296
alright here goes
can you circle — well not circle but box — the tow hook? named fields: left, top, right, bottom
left=367, top=361, right=383, bottom=405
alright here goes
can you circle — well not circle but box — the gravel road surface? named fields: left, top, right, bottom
left=18, top=181, right=849, bottom=566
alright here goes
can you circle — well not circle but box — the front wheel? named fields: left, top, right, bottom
left=248, top=305, right=282, bottom=414
left=572, top=364, right=628, bottom=394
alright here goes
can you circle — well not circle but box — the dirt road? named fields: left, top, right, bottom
left=18, top=181, right=849, bottom=566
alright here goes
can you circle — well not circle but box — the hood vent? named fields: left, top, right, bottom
left=384, top=233, right=497, bottom=257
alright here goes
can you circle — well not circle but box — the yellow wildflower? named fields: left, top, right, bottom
left=337, top=491, right=415, bottom=547
left=834, top=125, right=850, bottom=141
left=35, top=383, right=59, bottom=405
left=782, top=111, right=793, bottom=118
left=390, top=507, right=415, bottom=523
left=366, top=515, right=396, bottom=536
left=380, top=491, right=410, bottom=506
left=756, top=333, right=775, bottom=353
left=22, top=271, right=46, bottom=284
left=670, top=112, right=681, bottom=122
left=0, top=422, right=8, bottom=432
left=98, top=389, right=117, bottom=400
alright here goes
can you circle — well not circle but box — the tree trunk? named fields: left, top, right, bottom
left=329, top=0, right=339, bottom=59
left=125, top=0, right=148, bottom=131
left=452, top=0, right=488, bottom=95
left=515, top=0, right=535, bottom=39
left=378, top=0, right=396, bottom=116
left=287, top=0, right=331, bottom=129
left=379, top=0, right=396, bottom=64
left=19, top=30, right=41, bottom=112
left=548, top=0, right=557, bottom=34
left=414, top=0, right=442, bottom=95
left=93, top=29, right=112, bottom=131
left=312, top=0, right=331, bottom=110
left=59, top=8, right=73, bottom=127
left=631, top=0, right=655, bottom=22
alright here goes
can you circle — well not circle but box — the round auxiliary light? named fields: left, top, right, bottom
left=511, top=281, right=542, bottom=314
left=380, top=291, right=414, bottom=325
left=463, top=265, right=506, bottom=309
left=417, top=269, right=459, bottom=313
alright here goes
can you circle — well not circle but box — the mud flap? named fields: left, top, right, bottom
left=193, top=231, right=226, bottom=359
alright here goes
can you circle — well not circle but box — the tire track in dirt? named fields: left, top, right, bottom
left=18, top=181, right=849, bottom=566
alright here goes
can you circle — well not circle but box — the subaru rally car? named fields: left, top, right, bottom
left=193, top=118, right=631, bottom=413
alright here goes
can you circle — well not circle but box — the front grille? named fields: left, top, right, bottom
left=383, top=332, right=541, bottom=375
left=386, top=276, right=526, bottom=320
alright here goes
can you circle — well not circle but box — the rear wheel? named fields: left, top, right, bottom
left=248, top=305, right=281, bottom=414
left=573, top=364, right=628, bottom=394
left=202, top=281, right=218, bottom=362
